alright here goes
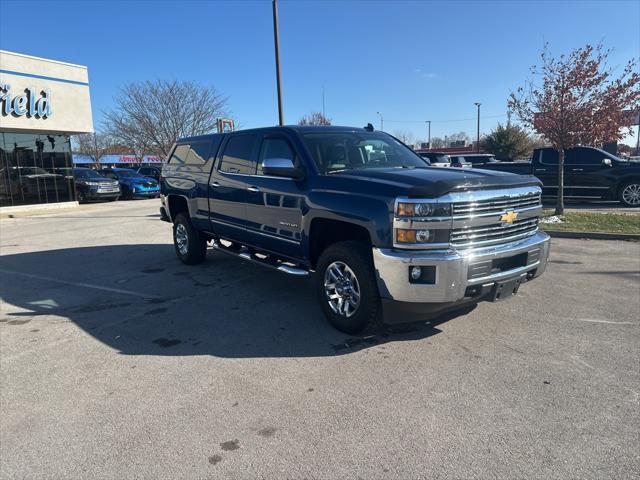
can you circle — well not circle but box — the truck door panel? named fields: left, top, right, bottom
left=243, top=135, right=305, bottom=258
left=208, top=133, right=258, bottom=241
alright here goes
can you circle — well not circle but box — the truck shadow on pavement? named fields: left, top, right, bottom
left=0, top=244, right=475, bottom=358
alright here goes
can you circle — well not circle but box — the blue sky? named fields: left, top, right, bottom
left=1, top=0, right=638, bottom=144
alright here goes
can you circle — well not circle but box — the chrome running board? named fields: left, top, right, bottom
left=210, top=241, right=309, bottom=277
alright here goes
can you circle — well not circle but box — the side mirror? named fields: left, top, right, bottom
left=262, top=158, right=303, bottom=179
left=602, top=158, right=613, bottom=166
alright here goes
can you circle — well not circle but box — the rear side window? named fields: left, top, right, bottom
left=257, top=137, right=295, bottom=175
left=168, top=144, right=190, bottom=165
left=219, top=134, right=257, bottom=174
left=185, top=141, right=211, bottom=166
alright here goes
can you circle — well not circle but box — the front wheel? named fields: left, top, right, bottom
left=173, top=213, right=207, bottom=265
left=619, top=181, right=640, bottom=207
left=315, top=241, right=381, bottom=334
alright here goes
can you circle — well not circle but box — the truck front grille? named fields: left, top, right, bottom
left=452, top=192, right=541, bottom=217
left=451, top=217, right=539, bottom=248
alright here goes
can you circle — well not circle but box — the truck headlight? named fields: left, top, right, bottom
left=396, top=202, right=451, bottom=217
left=396, top=229, right=431, bottom=243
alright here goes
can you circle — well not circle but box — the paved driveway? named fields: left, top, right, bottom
left=1, top=200, right=639, bottom=479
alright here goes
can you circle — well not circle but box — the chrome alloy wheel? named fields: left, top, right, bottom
left=175, top=223, right=189, bottom=255
left=622, top=183, right=640, bottom=206
left=324, top=261, right=361, bottom=317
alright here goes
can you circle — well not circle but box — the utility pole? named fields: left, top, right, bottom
left=474, top=102, right=481, bottom=152
left=322, top=85, right=325, bottom=118
left=376, top=111, right=383, bottom=131
left=425, top=120, right=431, bottom=149
left=272, top=0, right=284, bottom=126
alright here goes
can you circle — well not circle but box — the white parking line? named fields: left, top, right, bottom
left=575, top=318, right=639, bottom=325
left=0, top=269, right=162, bottom=299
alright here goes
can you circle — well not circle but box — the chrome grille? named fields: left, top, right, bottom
left=453, top=192, right=541, bottom=217
left=451, top=218, right=539, bottom=248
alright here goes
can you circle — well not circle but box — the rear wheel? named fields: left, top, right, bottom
left=76, top=190, right=85, bottom=203
left=173, top=213, right=207, bottom=265
left=315, top=241, right=381, bottom=334
left=619, top=181, right=640, bottom=207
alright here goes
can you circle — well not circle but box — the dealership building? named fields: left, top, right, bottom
left=0, top=50, right=93, bottom=209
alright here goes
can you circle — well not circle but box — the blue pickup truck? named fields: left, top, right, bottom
left=160, top=125, right=550, bottom=333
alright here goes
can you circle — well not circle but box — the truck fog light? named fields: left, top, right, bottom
left=410, top=266, right=422, bottom=280
left=416, top=229, right=430, bottom=242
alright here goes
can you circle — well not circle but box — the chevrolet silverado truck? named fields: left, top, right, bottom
left=477, top=146, right=640, bottom=207
left=160, top=126, right=550, bottom=333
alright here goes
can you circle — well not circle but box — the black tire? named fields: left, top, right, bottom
left=122, top=186, right=133, bottom=200
left=315, top=241, right=381, bottom=334
left=618, top=181, right=640, bottom=207
left=76, top=190, right=85, bottom=204
left=173, top=213, right=207, bottom=265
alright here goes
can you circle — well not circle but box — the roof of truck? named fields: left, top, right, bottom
left=176, top=125, right=372, bottom=144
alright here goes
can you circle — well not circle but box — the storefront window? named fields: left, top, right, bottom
left=0, top=133, right=75, bottom=207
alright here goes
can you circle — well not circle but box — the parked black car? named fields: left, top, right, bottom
left=417, top=152, right=451, bottom=167
left=136, top=166, right=161, bottom=181
left=99, top=168, right=160, bottom=200
left=478, top=146, right=640, bottom=206
left=73, top=168, right=120, bottom=203
left=450, top=153, right=498, bottom=167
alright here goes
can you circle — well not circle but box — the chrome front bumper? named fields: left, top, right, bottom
left=373, top=231, right=550, bottom=303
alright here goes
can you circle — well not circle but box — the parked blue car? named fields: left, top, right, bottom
left=99, top=168, right=160, bottom=200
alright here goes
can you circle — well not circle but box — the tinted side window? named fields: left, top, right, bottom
left=185, top=141, right=211, bottom=166
left=569, top=147, right=600, bottom=165
left=168, top=144, right=190, bottom=165
left=539, top=149, right=558, bottom=165
left=257, top=138, right=295, bottom=175
left=219, top=134, right=257, bottom=174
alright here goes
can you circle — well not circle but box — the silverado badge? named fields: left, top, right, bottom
left=500, top=211, right=518, bottom=224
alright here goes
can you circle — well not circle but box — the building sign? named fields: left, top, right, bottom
left=0, top=50, right=93, bottom=134
left=0, top=82, right=52, bottom=118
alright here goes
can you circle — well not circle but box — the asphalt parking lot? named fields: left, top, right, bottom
left=1, top=199, right=639, bottom=480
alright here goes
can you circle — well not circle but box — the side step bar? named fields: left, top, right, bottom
left=210, top=241, right=309, bottom=277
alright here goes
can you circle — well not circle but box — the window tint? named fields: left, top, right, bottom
left=567, top=147, right=600, bottom=165
left=168, top=144, right=190, bottom=165
left=539, top=149, right=558, bottom=165
left=257, top=137, right=295, bottom=175
left=219, top=134, right=257, bottom=174
left=185, top=141, right=211, bottom=166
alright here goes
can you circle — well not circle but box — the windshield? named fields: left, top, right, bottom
left=74, top=169, right=105, bottom=179
left=302, top=131, right=428, bottom=173
left=114, top=169, right=143, bottom=178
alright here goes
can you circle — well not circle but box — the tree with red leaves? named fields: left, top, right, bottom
left=510, top=44, right=640, bottom=214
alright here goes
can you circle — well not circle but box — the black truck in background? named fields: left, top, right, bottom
left=478, top=146, right=640, bottom=207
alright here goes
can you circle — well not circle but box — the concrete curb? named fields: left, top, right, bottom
left=544, top=229, right=640, bottom=241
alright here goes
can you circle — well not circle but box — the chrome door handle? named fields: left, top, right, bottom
left=247, top=186, right=260, bottom=193
left=535, top=169, right=546, bottom=172
left=211, top=181, right=221, bottom=188
left=572, top=168, right=584, bottom=172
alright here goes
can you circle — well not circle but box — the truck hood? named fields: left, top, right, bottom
left=331, top=167, right=541, bottom=197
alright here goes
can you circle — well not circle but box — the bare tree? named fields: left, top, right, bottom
left=392, top=130, right=415, bottom=145
left=298, top=111, right=331, bottom=126
left=103, top=80, right=230, bottom=158
left=510, top=43, right=640, bottom=214
left=73, top=132, right=114, bottom=168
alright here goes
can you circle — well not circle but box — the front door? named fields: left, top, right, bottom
left=565, top=147, right=615, bottom=197
left=243, top=134, right=305, bottom=259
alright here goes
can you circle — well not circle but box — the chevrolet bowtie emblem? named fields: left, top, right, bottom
left=500, top=211, right=518, bottom=224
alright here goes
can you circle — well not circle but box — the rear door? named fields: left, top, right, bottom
left=533, top=149, right=559, bottom=196
left=208, top=133, right=258, bottom=240
left=243, top=133, right=306, bottom=259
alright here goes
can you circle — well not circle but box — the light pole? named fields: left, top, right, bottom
left=474, top=102, right=481, bottom=152
left=376, top=111, right=384, bottom=131
left=272, top=0, right=284, bottom=126
left=425, top=120, right=431, bottom=149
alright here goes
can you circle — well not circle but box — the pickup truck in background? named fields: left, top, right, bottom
left=478, top=146, right=640, bottom=207
left=160, top=125, right=550, bottom=333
